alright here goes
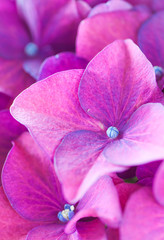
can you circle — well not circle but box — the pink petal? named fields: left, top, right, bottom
left=88, top=0, right=132, bottom=17
left=0, top=0, right=30, bottom=59
left=76, top=8, right=150, bottom=60
left=11, top=70, right=101, bottom=157
left=39, top=52, right=88, bottom=80
left=153, top=161, right=164, bottom=206
left=0, top=186, right=38, bottom=240
left=138, top=11, right=164, bottom=67
left=2, top=132, right=65, bottom=222
left=65, top=175, right=122, bottom=234
left=120, top=187, right=164, bottom=240
left=79, top=39, right=162, bottom=128
left=104, top=103, right=164, bottom=166
left=0, top=58, right=35, bottom=97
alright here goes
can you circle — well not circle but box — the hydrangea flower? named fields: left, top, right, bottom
left=0, top=0, right=85, bottom=96
left=11, top=39, right=164, bottom=202
left=2, top=132, right=122, bottom=240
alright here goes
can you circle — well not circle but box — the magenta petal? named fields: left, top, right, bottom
left=0, top=58, right=35, bottom=97
left=39, top=52, right=88, bottom=80
left=2, top=132, right=65, bottom=222
left=0, top=1, right=30, bottom=59
left=26, top=224, right=69, bottom=240
left=76, top=9, right=150, bottom=60
left=104, top=103, right=164, bottom=166
left=83, top=0, right=107, bottom=7
left=0, top=93, right=12, bottom=110
left=55, top=130, right=108, bottom=202
left=153, top=161, right=164, bottom=206
left=0, top=187, right=38, bottom=240
left=138, top=11, right=164, bottom=67
left=79, top=39, right=162, bottom=128
left=120, top=187, right=164, bottom=240
left=76, top=220, right=107, bottom=240
left=65, top=176, right=122, bottom=234
left=0, top=110, right=25, bottom=185
left=17, top=0, right=80, bottom=49
left=11, top=70, right=101, bottom=157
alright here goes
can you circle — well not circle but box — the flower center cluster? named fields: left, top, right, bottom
left=154, top=66, right=164, bottom=80
left=58, top=204, right=75, bottom=223
left=106, top=126, right=119, bottom=139
left=24, top=42, right=38, bottom=57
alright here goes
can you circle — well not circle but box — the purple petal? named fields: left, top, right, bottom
left=76, top=8, right=150, bottom=60
left=0, top=0, right=30, bottom=59
left=0, top=58, right=35, bottom=97
left=65, top=176, right=122, bottom=234
left=136, top=160, right=161, bottom=186
left=138, top=11, right=164, bottom=67
left=104, top=103, right=164, bottom=166
left=76, top=1, right=91, bottom=19
left=0, top=110, right=25, bottom=185
left=120, top=187, right=164, bottom=240
left=55, top=130, right=108, bottom=202
left=39, top=52, right=88, bottom=80
left=0, top=93, right=12, bottom=110
left=79, top=39, right=162, bottom=128
left=153, top=161, right=164, bottom=206
left=83, top=0, right=107, bottom=7
left=16, top=0, right=80, bottom=50
left=11, top=70, right=101, bottom=157
left=126, top=0, right=153, bottom=8
left=0, top=186, right=38, bottom=240
left=26, top=224, right=69, bottom=240
left=76, top=220, right=108, bottom=240
left=2, top=132, right=65, bottom=222
left=152, top=0, right=164, bottom=11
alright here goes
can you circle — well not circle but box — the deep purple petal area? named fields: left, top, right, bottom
left=138, top=11, right=164, bottom=68
left=153, top=161, right=164, bottom=206
left=65, top=176, right=122, bottom=234
left=0, top=0, right=30, bottom=60
left=76, top=220, right=108, bottom=240
left=0, top=58, right=35, bottom=97
left=0, top=93, right=12, bottom=110
left=83, top=0, right=107, bottom=7
left=0, top=110, right=25, bottom=185
left=2, top=132, right=65, bottom=222
left=103, top=103, right=164, bottom=166
left=136, top=160, right=161, bottom=186
left=120, top=187, right=164, bottom=240
left=55, top=130, right=108, bottom=202
left=79, top=39, right=162, bottom=129
left=76, top=9, right=150, bottom=60
left=39, top=52, right=88, bottom=80
left=0, top=186, right=39, bottom=240
left=11, top=70, right=102, bottom=157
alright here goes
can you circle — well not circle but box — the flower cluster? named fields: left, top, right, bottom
left=1, top=0, right=164, bottom=239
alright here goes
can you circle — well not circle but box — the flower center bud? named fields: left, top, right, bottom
left=58, top=204, right=75, bottom=223
left=106, top=126, right=119, bottom=139
left=24, top=42, right=38, bottom=57
left=154, top=66, right=164, bottom=81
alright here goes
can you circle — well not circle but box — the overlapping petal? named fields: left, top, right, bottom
left=11, top=70, right=102, bottom=157
left=39, top=52, right=88, bottom=80
left=120, top=187, right=164, bottom=240
left=76, top=8, right=150, bottom=60
left=79, top=40, right=163, bottom=128
left=2, top=132, right=65, bottom=222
